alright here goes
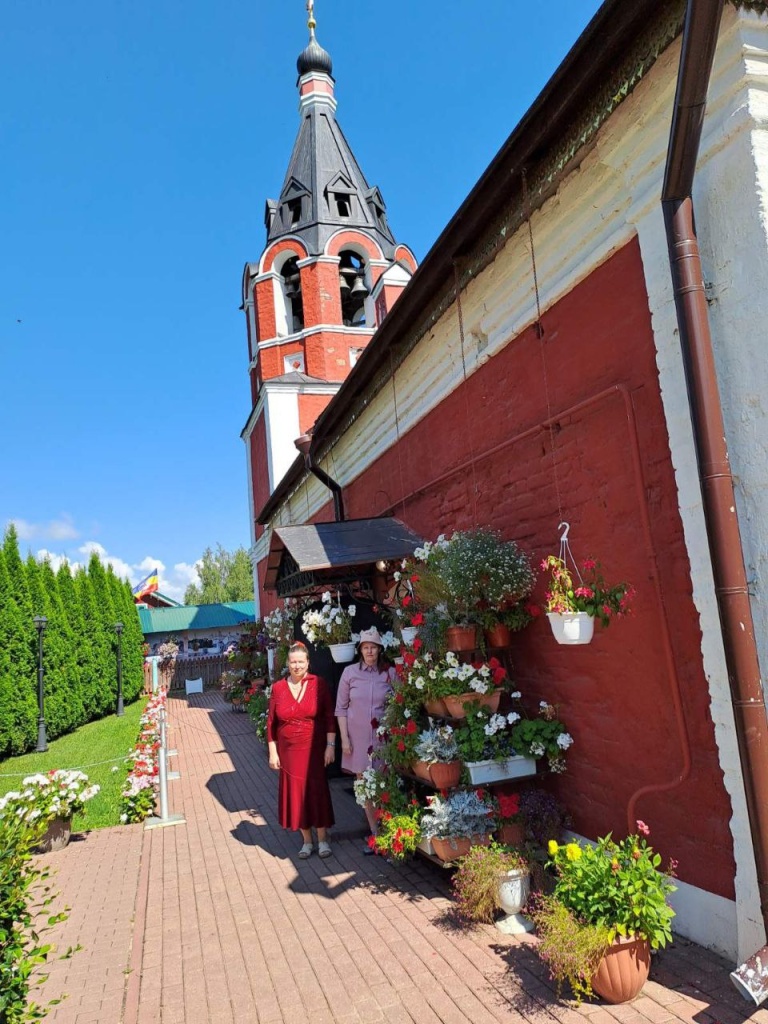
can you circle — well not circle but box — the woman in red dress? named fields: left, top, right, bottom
left=267, top=642, right=336, bottom=859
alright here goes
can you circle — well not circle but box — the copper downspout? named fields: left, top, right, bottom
left=662, top=0, right=768, bottom=978
left=294, top=433, right=345, bottom=522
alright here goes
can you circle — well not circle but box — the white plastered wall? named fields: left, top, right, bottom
left=267, top=7, right=768, bottom=961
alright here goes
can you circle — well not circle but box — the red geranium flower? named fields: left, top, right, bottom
left=405, top=719, right=417, bottom=734
left=411, top=612, right=424, bottom=626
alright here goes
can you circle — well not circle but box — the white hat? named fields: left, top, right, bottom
left=358, top=627, right=384, bottom=646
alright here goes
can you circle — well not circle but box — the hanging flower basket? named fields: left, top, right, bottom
left=546, top=612, right=595, bottom=645
left=443, top=690, right=501, bottom=719
left=445, top=625, right=478, bottom=651
left=329, top=642, right=357, bottom=663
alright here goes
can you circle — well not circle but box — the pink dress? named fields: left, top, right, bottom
left=335, top=662, right=396, bottom=773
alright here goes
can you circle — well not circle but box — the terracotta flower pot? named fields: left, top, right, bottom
left=445, top=625, right=478, bottom=651
left=591, top=936, right=651, bottom=1004
left=484, top=623, right=512, bottom=648
left=424, top=698, right=449, bottom=717
left=430, top=833, right=491, bottom=862
left=427, top=761, right=462, bottom=789
left=443, top=690, right=501, bottom=719
left=497, top=822, right=525, bottom=846
left=411, top=760, right=434, bottom=783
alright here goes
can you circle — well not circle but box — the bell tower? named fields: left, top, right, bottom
left=241, top=2, right=417, bottom=611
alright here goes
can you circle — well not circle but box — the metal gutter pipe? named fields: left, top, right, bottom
left=294, top=434, right=345, bottom=522
left=662, top=0, right=768, bottom=1001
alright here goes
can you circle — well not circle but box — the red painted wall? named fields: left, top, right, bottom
left=308, top=238, right=734, bottom=898
left=298, top=393, right=333, bottom=435
left=249, top=415, right=270, bottom=541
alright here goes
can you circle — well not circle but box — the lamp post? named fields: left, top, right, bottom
left=33, top=615, right=48, bottom=752
left=114, top=622, right=124, bottom=717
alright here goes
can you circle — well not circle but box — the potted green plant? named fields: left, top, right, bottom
left=0, top=770, right=101, bottom=853
left=453, top=705, right=537, bottom=783
left=529, top=822, right=676, bottom=1004
left=412, top=651, right=507, bottom=718
left=541, top=555, right=634, bottom=645
left=368, top=806, right=422, bottom=861
left=411, top=725, right=462, bottom=788
left=245, top=684, right=271, bottom=741
left=508, top=701, right=574, bottom=775
left=419, top=790, right=494, bottom=863
left=302, top=592, right=357, bottom=662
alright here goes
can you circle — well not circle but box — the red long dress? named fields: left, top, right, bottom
left=266, top=674, right=336, bottom=831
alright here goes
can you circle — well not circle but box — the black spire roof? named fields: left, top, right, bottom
left=264, top=12, right=398, bottom=259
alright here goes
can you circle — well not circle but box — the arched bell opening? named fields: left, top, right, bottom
left=281, top=256, right=305, bottom=333
left=338, top=250, right=370, bottom=327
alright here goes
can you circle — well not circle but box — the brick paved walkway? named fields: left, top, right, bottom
left=34, top=692, right=768, bottom=1024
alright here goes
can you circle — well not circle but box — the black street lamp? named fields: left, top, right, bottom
left=33, top=615, right=48, bottom=752
left=114, top=622, right=124, bottom=717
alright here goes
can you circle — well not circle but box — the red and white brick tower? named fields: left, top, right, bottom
left=241, top=2, right=417, bottom=611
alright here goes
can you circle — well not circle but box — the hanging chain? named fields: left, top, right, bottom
left=522, top=168, right=563, bottom=526
left=453, top=260, right=480, bottom=526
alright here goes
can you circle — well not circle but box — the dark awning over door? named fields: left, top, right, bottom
left=264, top=517, right=423, bottom=597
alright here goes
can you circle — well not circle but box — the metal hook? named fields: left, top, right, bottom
left=558, top=521, right=570, bottom=542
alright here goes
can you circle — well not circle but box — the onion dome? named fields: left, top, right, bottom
left=297, top=34, right=332, bottom=77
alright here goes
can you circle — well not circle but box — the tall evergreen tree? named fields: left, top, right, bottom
left=106, top=568, right=144, bottom=704
left=74, top=566, right=110, bottom=718
left=88, top=554, right=119, bottom=711
left=0, top=548, right=36, bottom=755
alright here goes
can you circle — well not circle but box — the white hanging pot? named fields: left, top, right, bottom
left=401, top=626, right=419, bottom=645
left=546, top=611, right=595, bottom=645
left=329, top=642, right=356, bottom=663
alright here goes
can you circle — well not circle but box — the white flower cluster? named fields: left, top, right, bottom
left=483, top=712, right=520, bottom=737
left=0, top=769, right=100, bottom=824
left=302, top=596, right=356, bottom=646
left=413, top=534, right=449, bottom=563
left=264, top=599, right=301, bottom=645
left=353, top=766, right=401, bottom=807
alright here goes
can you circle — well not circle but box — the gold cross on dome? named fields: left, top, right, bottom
left=306, top=0, right=316, bottom=31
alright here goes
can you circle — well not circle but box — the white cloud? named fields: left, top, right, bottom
left=10, top=515, right=79, bottom=541
left=33, top=542, right=197, bottom=604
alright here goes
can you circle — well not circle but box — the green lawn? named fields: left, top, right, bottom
left=0, top=698, right=146, bottom=830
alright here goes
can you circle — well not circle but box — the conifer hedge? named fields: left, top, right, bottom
left=0, top=526, right=145, bottom=758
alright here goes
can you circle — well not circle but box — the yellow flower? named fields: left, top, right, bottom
left=547, top=840, right=559, bottom=856
left=565, top=843, right=582, bottom=862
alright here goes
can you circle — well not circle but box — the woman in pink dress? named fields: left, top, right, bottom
left=267, top=642, right=336, bottom=859
left=335, top=627, right=396, bottom=849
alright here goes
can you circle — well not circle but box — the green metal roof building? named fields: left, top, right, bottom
left=138, top=602, right=256, bottom=655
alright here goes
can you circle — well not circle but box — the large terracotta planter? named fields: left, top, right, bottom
left=443, top=689, right=501, bottom=719
left=484, top=623, right=512, bottom=648
left=591, top=936, right=651, bottom=1004
left=34, top=816, right=72, bottom=854
left=431, top=832, right=491, bottom=863
left=445, top=625, right=478, bottom=651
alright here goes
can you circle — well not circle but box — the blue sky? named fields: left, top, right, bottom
left=1, top=0, right=602, bottom=600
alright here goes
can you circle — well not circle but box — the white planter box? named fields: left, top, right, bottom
left=417, top=837, right=435, bottom=856
left=466, top=756, right=537, bottom=784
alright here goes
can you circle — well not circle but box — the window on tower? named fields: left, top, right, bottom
left=285, top=197, right=302, bottom=227
left=338, top=250, right=370, bottom=327
left=334, top=193, right=352, bottom=218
